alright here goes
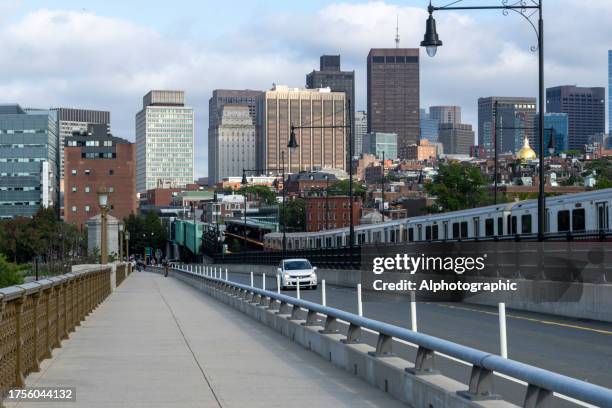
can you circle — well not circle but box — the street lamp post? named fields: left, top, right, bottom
left=421, top=0, right=546, bottom=240
left=289, top=99, right=354, bottom=247
left=97, top=187, right=110, bottom=264
left=324, top=175, right=330, bottom=231
left=125, top=231, right=130, bottom=261
left=118, top=223, right=124, bottom=261
left=381, top=150, right=385, bottom=222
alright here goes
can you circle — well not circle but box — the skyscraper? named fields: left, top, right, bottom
left=0, top=104, right=58, bottom=218
left=439, top=123, right=474, bottom=155
left=546, top=85, right=605, bottom=150
left=362, top=132, right=398, bottom=160
left=367, top=48, right=420, bottom=159
left=52, top=108, right=110, bottom=182
left=429, top=106, right=461, bottom=125
left=533, top=113, right=569, bottom=156
left=478, top=97, right=536, bottom=157
left=419, top=109, right=440, bottom=143
left=208, top=89, right=262, bottom=185
left=135, top=90, right=194, bottom=192
left=208, top=105, right=256, bottom=185
left=306, top=55, right=355, bottom=144
left=257, top=85, right=347, bottom=174
left=354, top=111, right=367, bottom=157
left=609, top=51, right=612, bottom=135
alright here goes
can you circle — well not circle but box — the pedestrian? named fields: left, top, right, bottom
left=163, top=258, right=169, bottom=277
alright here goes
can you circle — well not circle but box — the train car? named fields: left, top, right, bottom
left=262, top=189, right=612, bottom=250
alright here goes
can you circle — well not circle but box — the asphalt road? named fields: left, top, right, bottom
left=221, top=270, right=612, bottom=393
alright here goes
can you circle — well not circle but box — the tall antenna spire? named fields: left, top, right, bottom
left=395, top=15, right=400, bottom=48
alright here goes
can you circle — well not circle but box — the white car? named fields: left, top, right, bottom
left=277, top=258, right=318, bottom=290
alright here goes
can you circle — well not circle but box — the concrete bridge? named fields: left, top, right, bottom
left=1, top=264, right=611, bottom=408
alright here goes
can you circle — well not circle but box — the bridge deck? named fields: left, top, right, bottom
left=7, top=271, right=403, bottom=408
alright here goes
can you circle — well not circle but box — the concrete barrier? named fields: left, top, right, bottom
left=213, top=263, right=612, bottom=323
left=171, top=269, right=516, bottom=408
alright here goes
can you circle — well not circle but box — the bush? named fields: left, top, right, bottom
left=0, top=254, right=24, bottom=288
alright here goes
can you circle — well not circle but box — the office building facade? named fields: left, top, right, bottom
left=609, top=51, right=612, bottom=135
left=439, top=123, right=474, bottom=155
left=362, top=132, right=398, bottom=160
left=306, top=55, right=355, bottom=161
left=257, top=85, right=347, bottom=174
left=430, top=106, right=461, bottom=125
left=0, top=105, right=58, bottom=218
left=354, top=111, right=367, bottom=157
left=546, top=85, right=605, bottom=150
left=419, top=109, right=440, bottom=143
left=136, top=90, right=194, bottom=192
left=64, top=124, right=136, bottom=228
left=533, top=113, right=569, bottom=156
left=52, top=108, right=110, bottom=181
left=208, top=105, right=256, bottom=185
left=367, top=48, right=420, bottom=159
left=478, top=97, right=536, bottom=157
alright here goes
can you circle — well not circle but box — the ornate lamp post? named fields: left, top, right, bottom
left=97, top=187, right=110, bottom=264
left=118, top=223, right=124, bottom=261
left=421, top=0, right=546, bottom=240
left=125, top=230, right=130, bottom=261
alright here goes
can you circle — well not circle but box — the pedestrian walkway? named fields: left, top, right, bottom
left=7, top=271, right=404, bottom=408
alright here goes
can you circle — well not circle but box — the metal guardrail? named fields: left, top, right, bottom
left=0, top=265, right=120, bottom=394
left=171, top=265, right=612, bottom=408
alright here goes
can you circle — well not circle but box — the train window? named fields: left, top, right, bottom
left=452, top=223, right=459, bottom=239
left=473, top=217, right=480, bottom=238
left=417, top=225, right=423, bottom=241
left=557, top=210, right=570, bottom=232
left=373, top=231, right=381, bottom=243
left=326, top=237, right=332, bottom=247
left=461, top=222, right=468, bottom=238
left=358, top=234, right=365, bottom=245
left=390, top=229, right=396, bottom=243
left=443, top=222, right=448, bottom=240
left=408, top=228, right=414, bottom=242
left=337, top=236, right=343, bottom=247
left=572, top=209, right=585, bottom=231
left=485, top=219, right=494, bottom=236
left=402, top=228, right=408, bottom=242
left=425, top=226, right=432, bottom=241
left=497, top=217, right=503, bottom=236
left=316, top=238, right=322, bottom=248
left=432, top=224, right=439, bottom=240
left=521, top=214, right=532, bottom=234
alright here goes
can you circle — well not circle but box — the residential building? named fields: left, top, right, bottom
left=52, top=108, right=110, bottom=182
left=355, top=154, right=379, bottom=181
left=367, top=48, right=420, bottom=158
left=419, top=109, right=439, bottom=142
left=533, top=113, right=569, bottom=156
left=478, top=97, right=536, bottom=157
left=439, top=123, right=475, bottom=155
left=305, top=195, right=362, bottom=232
left=546, top=85, right=605, bottom=150
left=430, top=106, right=461, bottom=124
left=306, top=55, right=355, bottom=162
left=208, top=105, right=256, bottom=185
left=64, top=124, right=136, bottom=228
left=135, top=90, right=194, bottom=192
left=0, top=105, right=58, bottom=218
left=362, top=132, right=398, bottom=160
left=257, top=85, right=347, bottom=174
left=405, top=139, right=437, bottom=162
left=354, top=110, right=368, bottom=157
left=285, top=171, right=338, bottom=196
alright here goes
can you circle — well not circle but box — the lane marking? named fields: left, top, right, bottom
left=431, top=303, right=612, bottom=335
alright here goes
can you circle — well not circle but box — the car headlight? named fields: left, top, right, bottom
left=284, top=273, right=290, bottom=280
left=312, top=273, right=317, bottom=281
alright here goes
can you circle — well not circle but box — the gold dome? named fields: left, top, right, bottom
left=517, top=137, right=537, bottom=162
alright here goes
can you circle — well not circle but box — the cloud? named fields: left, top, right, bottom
left=0, top=2, right=610, bottom=178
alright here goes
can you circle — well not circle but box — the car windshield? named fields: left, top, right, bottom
left=284, top=260, right=312, bottom=270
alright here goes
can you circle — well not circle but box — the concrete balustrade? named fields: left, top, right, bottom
left=0, top=264, right=126, bottom=394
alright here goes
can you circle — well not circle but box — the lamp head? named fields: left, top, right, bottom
left=420, top=8, right=442, bottom=57
left=97, top=187, right=109, bottom=207
left=241, top=170, right=248, bottom=186
left=288, top=126, right=299, bottom=150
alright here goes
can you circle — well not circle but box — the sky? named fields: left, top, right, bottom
left=1, top=0, right=611, bottom=178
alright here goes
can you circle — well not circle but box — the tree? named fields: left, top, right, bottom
left=561, top=174, right=584, bottom=187
left=281, top=198, right=306, bottom=232
left=124, top=211, right=168, bottom=258
left=239, top=185, right=277, bottom=206
left=425, top=163, right=489, bottom=212
left=0, top=254, right=24, bottom=288
left=585, top=158, right=612, bottom=189
left=328, top=179, right=366, bottom=199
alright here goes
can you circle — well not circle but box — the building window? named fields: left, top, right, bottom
left=109, top=169, right=114, bottom=175
left=85, top=205, right=90, bottom=212
left=71, top=169, right=77, bottom=175
left=85, top=169, right=91, bottom=175
left=71, top=206, right=77, bottom=212
left=108, top=187, right=114, bottom=193
left=85, top=186, right=90, bottom=193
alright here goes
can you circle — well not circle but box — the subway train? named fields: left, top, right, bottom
left=263, top=189, right=612, bottom=250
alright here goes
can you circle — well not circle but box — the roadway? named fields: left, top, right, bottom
left=7, top=271, right=404, bottom=408
left=222, top=269, right=612, bottom=393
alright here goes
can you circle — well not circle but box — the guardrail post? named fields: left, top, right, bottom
left=523, top=384, right=553, bottom=408
left=276, top=275, right=281, bottom=293
left=499, top=303, right=507, bottom=358
left=321, top=280, right=326, bottom=307
left=357, top=284, right=363, bottom=316
left=368, top=333, right=394, bottom=357
left=288, top=305, right=301, bottom=320
left=277, top=301, right=291, bottom=315
left=296, top=277, right=301, bottom=300
left=250, top=271, right=254, bottom=287
left=319, top=315, right=339, bottom=334
left=410, top=291, right=417, bottom=332
left=14, top=292, right=26, bottom=387
left=302, top=310, right=319, bottom=326
left=341, top=323, right=362, bottom=344
left=225, top=268, right=228, bottom=281
left=406, top=346, right=438, bottom=375
left=457, top=366, right=499, bottom=401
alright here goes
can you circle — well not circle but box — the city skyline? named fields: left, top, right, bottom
left=2, top=1, right=611, bottom=177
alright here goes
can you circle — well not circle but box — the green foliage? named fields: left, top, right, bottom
left=124, top=211, right=168, bottom=258
left=240, top=185, right=277, bottom=206
left=425, top=163, right=489, bottom=212
left=585, top=158, right=612, bottom=189
left=328, top=179, right=366, bottom=199
left=281, top=198, right=306, bottom=232
left=560, top=174, right=584, bottom=187
left=0, top=254, right=24, bottom=288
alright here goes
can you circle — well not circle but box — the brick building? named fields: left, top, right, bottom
left=305, top=196, right=362, bottom=232
left=64, top=124, right=136, bottom=228
left=405, top=139, right=437, bottom=161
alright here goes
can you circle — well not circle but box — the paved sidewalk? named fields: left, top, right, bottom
left=7, top=271, right=403, bottom=408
